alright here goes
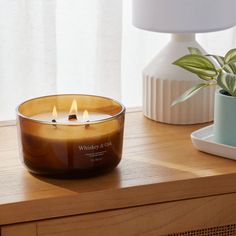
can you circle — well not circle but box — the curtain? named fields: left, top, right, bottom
left=0, top=0, right=57, bottom=121
left=0, top=0, right=236, bottom=121
left=56, top=0, right=122, bottom=100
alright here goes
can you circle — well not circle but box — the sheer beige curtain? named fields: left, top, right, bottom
left=56, top=0, right=122, bottom=100
left=0, top=0, right=236, bottom=121
left=0, top=0, right=56, bottom=120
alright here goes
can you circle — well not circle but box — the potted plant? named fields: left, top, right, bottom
left=172, top=47, right=236, bottom=147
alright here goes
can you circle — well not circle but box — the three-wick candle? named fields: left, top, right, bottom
left=17, top=94, right=125, bottom=178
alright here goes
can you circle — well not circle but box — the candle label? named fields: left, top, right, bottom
left=78, top=141, right=113, bottom=162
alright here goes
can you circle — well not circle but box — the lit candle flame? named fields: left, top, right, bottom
left=52, top=105, right=57, bottom=123
left=52, top=105, right=57, bottom=118
left=68, top=99, right=78, bottom=121
left=83, top=110, right=90, bottom=128
left=69, top=99, right=78, bottom=115
left=83, top=110, right=89, bottom=122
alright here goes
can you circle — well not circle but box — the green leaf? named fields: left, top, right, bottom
left=172, top=83, right=210, bottom=106
left=188, top=47, right=203, bottom=55
left=228, top=62, right=236, bottom=74
left=225, top=48, right=236, bottom=63
left=206, top=54, right=235, bottom=73
left=173, top=54, right=217, bottom=77
left=197, top=74, right=215, bottom=81
left=207, top=54, right=225, bottom=67
left=217, top=71, right=236, bottom=96
left=222, top=64, right=234, bottom=73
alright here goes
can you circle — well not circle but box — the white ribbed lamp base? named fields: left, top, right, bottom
left=143, top=76, right=215, bottom=124
left=142, top=33, right=215, bottom=124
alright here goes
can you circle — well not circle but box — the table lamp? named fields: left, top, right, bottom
left=132, top=0, right=236, bottom=124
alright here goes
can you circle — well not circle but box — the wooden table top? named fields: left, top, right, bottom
left=1, top=111, right=236, bottom=225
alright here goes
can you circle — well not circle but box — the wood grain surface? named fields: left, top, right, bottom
left=3, top=193, right=236, bottom=236
left=36, top=193, right=236, bottom=236
left=2, top=223, right=36, bottom=236
left=1, top=111, right=236, bottom=225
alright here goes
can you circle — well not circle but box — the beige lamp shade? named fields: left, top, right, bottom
left=133, top=0, right=236, bottom=33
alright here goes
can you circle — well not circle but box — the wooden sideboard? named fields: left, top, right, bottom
left=1, top=110, right=236, bottom=236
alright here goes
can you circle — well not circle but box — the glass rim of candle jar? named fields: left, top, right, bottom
left=16, top=94, right=126, bottom=126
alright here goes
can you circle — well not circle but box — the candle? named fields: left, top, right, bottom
left=17, top=94, right=125, bottom=178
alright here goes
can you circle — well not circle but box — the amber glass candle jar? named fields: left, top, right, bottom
left=17, top=94, right=125, bottom=178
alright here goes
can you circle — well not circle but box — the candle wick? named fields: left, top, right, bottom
left=51, top=119, right=57, bottom=128
left=68, top=114, right=77, bottom=121
left=85, top=120, right=90, bottom=129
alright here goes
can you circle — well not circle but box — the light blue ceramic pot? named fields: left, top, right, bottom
left=214, top=89, right=236, bottom=146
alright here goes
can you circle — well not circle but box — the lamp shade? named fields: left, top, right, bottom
left=132, top=0, right=236, bottom=33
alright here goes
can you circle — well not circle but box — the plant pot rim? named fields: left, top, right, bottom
left=216, top=89, right=236, bottom=100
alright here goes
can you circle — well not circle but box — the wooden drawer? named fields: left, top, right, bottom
left=1, top=223, right=37, bottom=236
left=3, top=193, right=236, bottom=236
